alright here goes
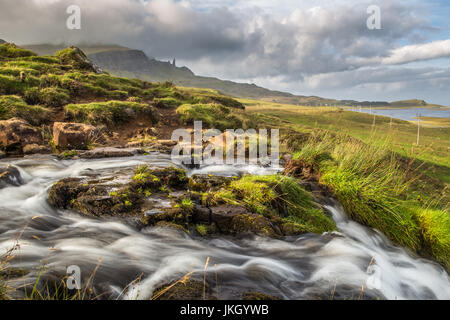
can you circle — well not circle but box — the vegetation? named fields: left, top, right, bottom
left=289, top=131, right=448, bottom=268
left=65, top=101, right=157, bottom=126
left=205, top=174, right=336, bottom=234
left=0, top=95, right=50, bottom=125
left=177, top=103, right=246, bottom=130
left=241, top=98, right=449, bottom=269
left=0, top=43, right=244, bottom=131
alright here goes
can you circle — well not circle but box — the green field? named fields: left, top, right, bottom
left=242, top=99, right=450, bottom=183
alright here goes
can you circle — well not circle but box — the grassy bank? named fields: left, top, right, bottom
left=241, top=98, right=448, bottom=269
left=291, top=132, right=449, bottom=269
left=244, top=99, right=450, bottom=183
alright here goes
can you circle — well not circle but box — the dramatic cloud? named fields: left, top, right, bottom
left=0, top=0, right=449, bottom=104
left=382, top=39, right=450, bottom=64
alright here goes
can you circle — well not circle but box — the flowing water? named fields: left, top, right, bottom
left=0, top=153, right=449, bottom=300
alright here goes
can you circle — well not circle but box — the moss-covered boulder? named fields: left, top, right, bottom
left=189, top=174, right=233, bottom=192
left=56, top=47, right=101, bottom=73
left=0, top=118, right=44, bottom=153
left=152, top=279, right=216, bottom=300
left=204, top=174, right=336, bottom=236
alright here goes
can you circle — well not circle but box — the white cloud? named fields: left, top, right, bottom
left=382, top=39, right=450, bottom=64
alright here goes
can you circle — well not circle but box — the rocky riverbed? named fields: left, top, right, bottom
left=0, top=153, right=449, bottom=300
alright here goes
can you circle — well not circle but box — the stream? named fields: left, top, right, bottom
left=0, top=153, right=449, bottom=300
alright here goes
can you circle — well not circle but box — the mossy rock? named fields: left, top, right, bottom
left=155, top=221, right=189, bottom=234
left=0, top=43, right=36, bottom=58
left=55, top=47, right=96, bottom=71
left=152, top=279, right=216, bottom=300
left=229, top=214, right=278, bottom=237
left=189, top=174, right=233, bottom=192
left=48, top=178, right=88, bottom=209
left=0, top=95, right=50, bottom=125
left=242, top=292, right=279, bottom=300
left=209, top=174, right=336, bottom=235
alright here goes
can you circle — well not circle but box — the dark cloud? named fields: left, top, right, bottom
left=0, top=0, right=448, bottom=104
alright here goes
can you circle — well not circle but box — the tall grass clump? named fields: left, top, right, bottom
left=210, top=174, right=336, bottom=234
left=64, top=101, right=157, bottom=126
left=176, top=103, right=243, bottom=130
left=0, top=95, right=50, bottom=125
left=294, top=132, right=449, bottom=269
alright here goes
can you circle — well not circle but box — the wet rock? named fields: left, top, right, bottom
left=210, top=205, right=248, bottom=231
left=23, top=143, right=51, bottom=155
left=189, top=174, right=232, bottom=192
left=192, top=205, right=211, bottom=223
left=53, top=122, right=98, bottom=150
left=142, top=208, right=169, bottom=225
left=0, top=118, right=43, bottom=153
left=155, top=221, right=189, bottom=234
left=281, top=222, right=310, bottom=236
left=48, top=178, right=89, bottom=209
left=229, top=214, right=278, bottom=237
left=0, top=150, right=5, bottom=159
left=152, top=279, right=216, bottom=300
left=132, top=167, right=188, bottom=190
left=80, top=147, right=143, bottom=159
left=0, top=165, right=23, bottom=188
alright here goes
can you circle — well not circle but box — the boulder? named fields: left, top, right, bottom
left=23, top=144, right=51, bottom=155
left=0, top=165, right=23, bottom=188
left=57, top=46, right=103, bottom=74
left=189, top=174, right=232, bottom=192
left=229, top=214, right=278, bottom=237
left=210, top=205, right=248, bottom=231
left=48, top=178, right=89, bottom=209
left=0, top=118, right=43, bottom=152
left=80, top=147, right=143, bottom=159
left=52, top=122, right=97, bottom=150
left=192, top=205, right=211, bottom=223
left=152, top=279, right=216, bottom=300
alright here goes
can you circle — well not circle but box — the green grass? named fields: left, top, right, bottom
left=64, top=101, right=157, bottom=126
left=0, top=43, right=36, bottom=58
left=207, top=174, right=336, bottom=234
left=0, top=95, right=50, bottom=125
left=177, top=103, right=246, bottom=130
left=292, top=132, right=449, bottom=269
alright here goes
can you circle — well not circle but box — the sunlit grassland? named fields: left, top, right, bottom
left=242, top=99, right=450, bottom=183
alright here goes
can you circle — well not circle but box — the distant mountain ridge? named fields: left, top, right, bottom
left=22, top=43, right=446, bottom=108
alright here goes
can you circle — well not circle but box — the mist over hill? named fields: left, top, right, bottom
left=22, top=43, right=444, bottom=108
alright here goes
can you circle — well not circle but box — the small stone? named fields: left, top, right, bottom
left=0, top=164, right=23, bottom=188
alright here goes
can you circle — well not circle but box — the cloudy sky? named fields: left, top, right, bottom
left=1, top=0, right=449, bottom=105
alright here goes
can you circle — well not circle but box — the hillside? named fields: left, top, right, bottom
left=20, top=43, right=448, bottom=108
left=0, top=42, right=448, bottom=300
